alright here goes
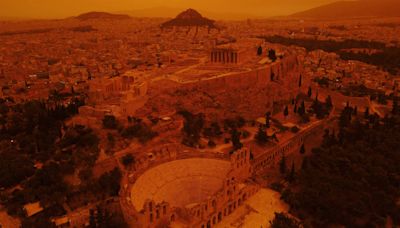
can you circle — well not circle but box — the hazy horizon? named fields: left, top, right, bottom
left=0, top=0, right=340, bottom=20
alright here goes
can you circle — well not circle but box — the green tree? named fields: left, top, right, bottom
left=121, top=154, right=135, bottom=168
left=265, top=112, right=271, bottom=128
left=257, top=46, right=263, bottom=56
left=392, top=97, right=399, bottom=115
left=230, top=129, right=243, bottom=151
left=102, top=115, right=119, bottom=129
left=325, top=95, right=333, bottom=109
left=287, top=162, right=295, bottom=183
left=284, top=106, right=289, bottom=118
left=300, top=143, right=305, bottom=154
left=364, top=107, right=370, bottom=118
left=298, top=74, right=302, bottom=87
left=270, top=212, right=300, bottom=228
left=255, top=126, right=268, bottom=145
left=307, top=87, right=312, bottom=97
left=268, top=49, right=277, bottom=61
left=279, top=155, right=287, bottom=174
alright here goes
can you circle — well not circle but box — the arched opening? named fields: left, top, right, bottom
left=218, top=212, right=222, bottom=222
left=212, top=200, right=217, bottom=209
left=170, top=214, right=175, bottom=222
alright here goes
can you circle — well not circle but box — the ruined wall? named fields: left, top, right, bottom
left=252, top=118, right=334, bottom=174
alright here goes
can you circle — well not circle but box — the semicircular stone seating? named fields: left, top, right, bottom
left=130, top=158, right=231, bottom=211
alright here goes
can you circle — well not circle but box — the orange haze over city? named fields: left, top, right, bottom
left=1, top=0, right=400, bottom=227
left=1, top=0, right=339, bottom=19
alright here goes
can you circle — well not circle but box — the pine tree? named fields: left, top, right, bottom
left=298, top=74, right=302, bottom=88
left=257, top=46, right=263, bottom=56
left=300, top=143, right=305, bottom=154
left=298, top=101, right=306, bottom=116
left=325, top=95, right=333, bottom=109
left=293, top=103, right=297, bottom=113
left=255, top=126, right=268, bottom=145
left=268, top=49, right=277, bottom=61
left=265, top=112, right=271, bottom=128
left=392, top=97, right=399, bottom=115
left=364, top=107, right=370, bottom=119
left=284, top=106, right=289, bottom=118
left=231, top=129, right=242, bottom=151
left=279, top=155, right=287, bottom=174
left=288, top=162, right=295, bottom=182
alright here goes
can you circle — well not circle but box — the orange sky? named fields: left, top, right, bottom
left=0, top=0, right=340, bottom=19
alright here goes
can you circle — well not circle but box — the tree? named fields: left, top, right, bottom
left=287, top=162, right=295, bottom=183
left=255, top=126, right=268, bottom=145
left=265, top=112, right=271, bottom=128
left=270, top=212, right=300, bottom=228
left=107, top=133, right=115, bottom=149
left=364, top=107, right=370, bottom=118
left=298, top=101, right=306, bottom=116
left=300, top=143, right=305, bottom=154
left=392, top=97, right=399, bottom=115
left=230, top=128, right=243, bottom=151
left=268, top=49, right=277, bottom=61
left=298, top=74, right=302, bottom=87
left=102, top=115, right=119, bottom=129
left=279, top=155, right=287, bottom=174
left=307, top=87, right=312, bottom=97
left=325, top=95, right=333, bottom=109
left=284, top=106, right=289, bottom=118
left=257, top=46, right=263, bottom=56
left=121, top=154, right=135, bottom=168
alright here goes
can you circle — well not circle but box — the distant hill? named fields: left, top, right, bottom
left=75, top=12, right=131, bottom=20
left=117, top=7, right=256, bottom=20
left=291, top=0, right=400, bottom=19
left=161, top=9, right=216, bottom=29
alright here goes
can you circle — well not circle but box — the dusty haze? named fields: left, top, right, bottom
left=0, top=0, right=339, bottom=19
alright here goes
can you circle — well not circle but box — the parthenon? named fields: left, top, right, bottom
left=210, top=48, right=238, bottom=64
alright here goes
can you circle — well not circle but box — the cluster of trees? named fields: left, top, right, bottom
left=270, top=212, right=301, bottom=228
left=102, top=115, right=119, bottom=129
left=283, top=111, right=400, bottom=227
left=178, top=110, right=248, bottom=151
left=178, top=110, right=205, bottom=147
left=261, top=35, right=400, bottom=75
left=0, top=98, right=125, bottom=226
left=120, top=121, right=157, bottom=144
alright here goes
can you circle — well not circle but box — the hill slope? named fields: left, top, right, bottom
left=291, top=0, right=400, bottom=19
left=75, top=12, right=131, bottom=20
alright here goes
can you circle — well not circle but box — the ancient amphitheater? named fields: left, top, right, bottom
left=130, top=158, right=231, bottom=210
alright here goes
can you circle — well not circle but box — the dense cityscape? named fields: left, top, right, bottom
left=0, top=0, right=399, bottom=227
